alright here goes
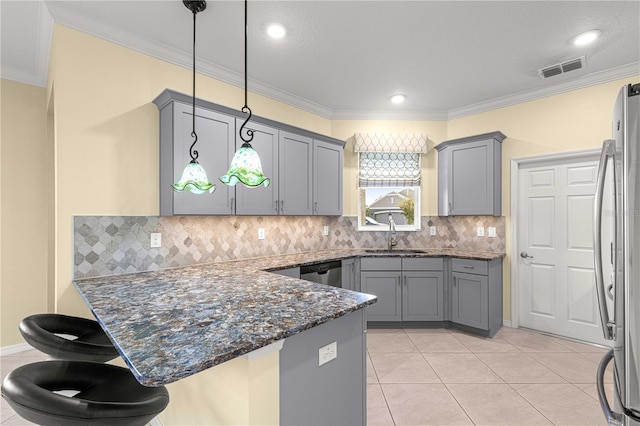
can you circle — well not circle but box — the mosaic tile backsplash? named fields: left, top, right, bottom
left=74, top=215, right=505, bottom=278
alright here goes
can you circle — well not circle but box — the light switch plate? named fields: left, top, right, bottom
left=150, top=233, right=162, bottom=248
left=258, top=228, right=265, bottom=240
left=477, top=226, right=485, bottom=237
left=429, top=226, right=437, bottom=236
left=319, top=341, right=337, bottom=366
left=323, top=225, right=329, bottom=236
left=488, top=227, right=497, bottom=238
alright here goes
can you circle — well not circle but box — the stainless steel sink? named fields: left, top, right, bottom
left=364, top=249, right=425, bottom=255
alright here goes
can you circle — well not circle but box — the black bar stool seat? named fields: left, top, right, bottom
left=20, top=314, right=119, bottom=362
left=1, top=360, right=169, bottom=426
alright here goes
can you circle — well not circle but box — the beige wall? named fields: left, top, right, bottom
left=1, top=24, right=637, bottom=343
left=446, top=77, right=639, bottom=321
left=1, top=80, right=49, bottom=346
left=331, top=120, right=448, bottom=217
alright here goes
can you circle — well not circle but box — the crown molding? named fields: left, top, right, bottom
left=330, top=109, right=448, bottom=121
left=24, top=3, right=640, bottom=121
left=0, top=1, right=53, bottom=87
left=447, top=62, right=640, bottom=120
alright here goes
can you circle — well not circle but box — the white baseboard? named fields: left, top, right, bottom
left=149, top=417, right=164, bottom=426
left=0, top=342, right=31, bottom=356
left=503, top=320, right=513, bottom=328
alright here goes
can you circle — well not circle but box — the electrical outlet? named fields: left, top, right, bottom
left=488, top=227, right=497, bottom=238
left=323, top=225, right=329, bottom=236
left=477, top=226, right=485, bottom=237
left=318, top=341, right=337, bottom=366
left=150, top=233, right=162, bottom=248
left=258, top=228, right=265, bottom=240
left=429, top=226, right=437, bottom=236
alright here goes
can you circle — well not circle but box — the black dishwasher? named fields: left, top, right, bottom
left=300, top=260, right=342, bottom=288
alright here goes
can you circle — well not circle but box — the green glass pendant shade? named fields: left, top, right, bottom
left=172, top=160, right=216, bottom=194
left=220, top=144, right=270, bottom=188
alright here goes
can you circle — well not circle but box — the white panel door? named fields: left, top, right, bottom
left=518, top=159, right=607, bottom=345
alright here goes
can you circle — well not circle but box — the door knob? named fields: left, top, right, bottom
left=520, top=251, right=534, bottom=259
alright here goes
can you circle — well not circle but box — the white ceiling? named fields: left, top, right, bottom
left=2, top=1, right=639, bottom=120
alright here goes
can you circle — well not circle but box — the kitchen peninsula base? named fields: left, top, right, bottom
left=158, top=309, right=365, bottom=425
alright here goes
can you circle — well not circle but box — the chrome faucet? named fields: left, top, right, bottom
left=387, top=214, right=397, bottom=251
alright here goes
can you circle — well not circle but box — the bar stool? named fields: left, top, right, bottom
left=1, top=360, right=170, bottom=426
left=19, top=313, right=119, bottom=362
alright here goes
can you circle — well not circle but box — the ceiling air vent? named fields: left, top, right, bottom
left=538, top=56, right=586, bottom=79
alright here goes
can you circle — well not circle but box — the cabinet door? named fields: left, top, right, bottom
left=402, top=271, right=444, bottom=321
left=361, top=272, right=402, bottom=322
left=279, top=131, right=313, bottom=215
left=341, top=258, right=355, bottom=291
left=234, top=120, right=279, bottom=215
left=313, top=140, right=343, bottom=216
left=449, top=140, right=496, bottom=216
left=451, top=272, right=489, bottom=330
left=170, top=102, right=235, bottom=215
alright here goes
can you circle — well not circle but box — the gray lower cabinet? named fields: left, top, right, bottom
left=450, top=258, right=502, bottom=337
left=279, top=131, right=313, bottom=215
left=436, top=131, right=506, bottom=216
left=361, top=257, right=444, bottom=322
left=342, top=258, right=360, bottom=292
left=361, top=271, right=402, bottom=321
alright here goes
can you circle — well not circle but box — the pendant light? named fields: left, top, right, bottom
left=172, top=0, right=215, bottom=195
left=220, top=0, right=270, bottom=188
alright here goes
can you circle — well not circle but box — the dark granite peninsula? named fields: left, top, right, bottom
left=73, top=248, right=503, bottom=424
left=74, top=253, right=376, bottom=425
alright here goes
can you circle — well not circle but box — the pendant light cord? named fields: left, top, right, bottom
left=189, top=7, right=199, bottom=162
left=239, top=0, right=254, bottom=146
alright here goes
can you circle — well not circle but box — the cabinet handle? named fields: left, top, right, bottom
left=448, top=202, right=452, bottom=214
left=275, top=200, right=279, bottom=213
left=403, top=276, right=407, bottom=286
left=281, top=200, right=285, bottom=214
left=463, top=265, right=474, bottom=269
left=314, top=201, right=318, bottom=213
left=453, top=277, right=457, bottom=287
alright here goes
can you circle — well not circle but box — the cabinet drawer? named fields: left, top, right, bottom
left=402, top=257, right=443, bottom=271
left=452, top=258, right=488, bottom=275
left=360, top=257, right=401, bottom=271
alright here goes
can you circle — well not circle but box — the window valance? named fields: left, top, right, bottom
left=354, top=133, right=428, bottom=154
left=358, top=152, right=421, bottom=187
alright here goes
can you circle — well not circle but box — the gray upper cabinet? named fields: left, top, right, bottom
left=234, top=120, right=279, bottom=216
left=436, top=131, right=506, bottom=216
left=159, top=101, right=235, bottom=216
left=279, top=131, right=314, bottom=215
left=313, top=140, right=343, bottom=216
left=154, top=89, right=345, bottom=216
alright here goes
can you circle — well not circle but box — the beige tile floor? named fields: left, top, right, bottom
left=1, top=327, right=613, bottom=425
left=367, top=327, right=613, bottom=426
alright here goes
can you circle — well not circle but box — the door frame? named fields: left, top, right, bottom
left=509, top=148, right=600, bottom=330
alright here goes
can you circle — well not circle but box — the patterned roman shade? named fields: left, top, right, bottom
left=354, top=133, right=428, bottom=153
left=355, top=133, right=427, bottom=187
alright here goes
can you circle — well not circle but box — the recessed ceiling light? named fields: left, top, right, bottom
left=573, top=30, right=601, bottom=46
left=267, top=24, right=286, bottom=39
left=391, top=94, right=406, bottom=104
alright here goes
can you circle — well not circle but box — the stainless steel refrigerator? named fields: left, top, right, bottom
left=595, top=82, right=640, bottom=426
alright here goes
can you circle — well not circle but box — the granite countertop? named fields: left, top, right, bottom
left=73, top=248, right=503, bottom=387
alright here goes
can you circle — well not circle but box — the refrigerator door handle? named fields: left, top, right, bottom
left=594, top=139, right=615, bottom=340
left=597, top=349, right=623, bottom=425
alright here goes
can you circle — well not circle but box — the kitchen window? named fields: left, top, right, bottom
left=354, top=134, right=427, bottom=231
